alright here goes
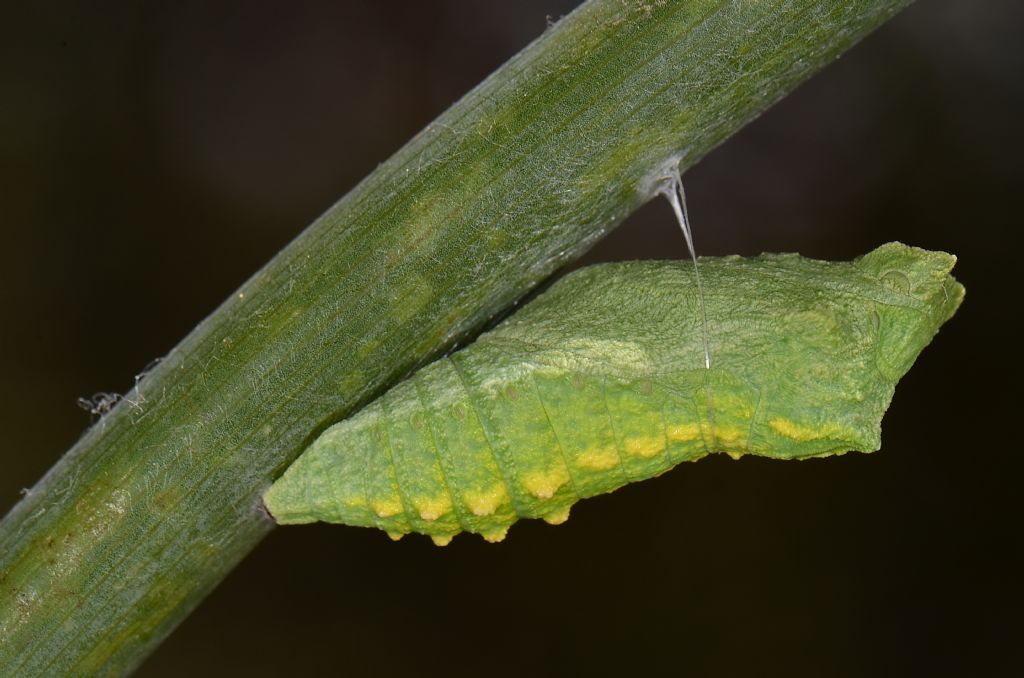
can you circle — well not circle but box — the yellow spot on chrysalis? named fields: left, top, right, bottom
left=522, top=470, right=568, bottom=499
left=667, top=423, right=701, bottom=442
left=624, top=436, right=665, bottom=458
left=576, top=447, right=620, bottom=471
left=481, top=526, right=509, bottom=543
left=769, top=418, right=847, bottom=442
left=715, top=426, right=746, bottom=448
left=413, top=496, right=452, bottom=522
left=543, top=506, right=571, bottom=525
left=371, top=498, right=403, bottom=519
left=464, top=485, right=508, bottom=517
left=431, top=534, right=454, bottom=547
left=386, top=531, right=405, bottom=542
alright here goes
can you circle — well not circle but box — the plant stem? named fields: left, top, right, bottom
left=0, top=0, right=912, bottom=674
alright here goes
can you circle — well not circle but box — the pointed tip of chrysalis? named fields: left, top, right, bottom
left=856, top=243, right=964, bottom=380
left=855, top=242, right=963, bottom=318
left=262, top=473, right=307, bottom=525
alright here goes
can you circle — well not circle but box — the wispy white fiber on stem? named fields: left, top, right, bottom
left=663, top=167, right=716, bottom=448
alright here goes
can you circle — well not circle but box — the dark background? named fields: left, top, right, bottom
left=2, top=2, right=1019, bottom=676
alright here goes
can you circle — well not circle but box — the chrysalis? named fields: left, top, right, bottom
left=264, top=243, right=963, bottom=545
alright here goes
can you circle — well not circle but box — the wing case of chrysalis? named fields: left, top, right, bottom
left=264, top=243, right=963, bottom=545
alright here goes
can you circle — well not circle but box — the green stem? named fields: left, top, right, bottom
left=0, top=0, right=912, bottom=674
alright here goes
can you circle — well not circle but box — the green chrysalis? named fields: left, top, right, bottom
left=264, top=243, right=963, bottom=545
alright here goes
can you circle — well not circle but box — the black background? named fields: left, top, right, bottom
left=1, top=2, right=1020, bottom=676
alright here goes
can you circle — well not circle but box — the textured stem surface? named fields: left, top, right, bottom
left=0, top=0, right=912, bottom=674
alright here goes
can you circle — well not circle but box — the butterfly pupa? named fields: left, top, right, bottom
left=264, top=242, right=963, bottom=545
